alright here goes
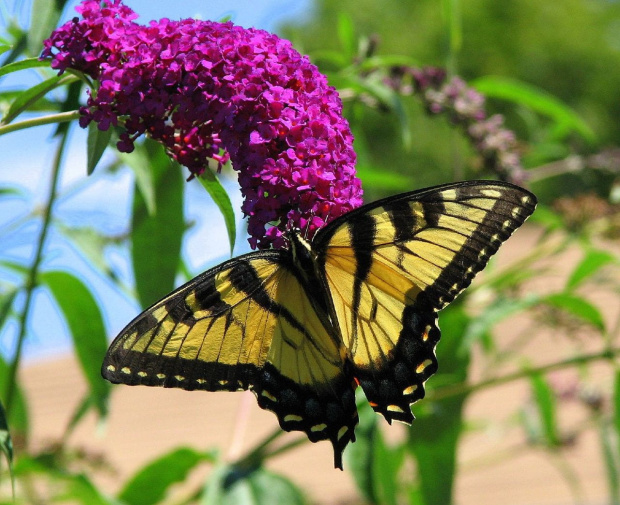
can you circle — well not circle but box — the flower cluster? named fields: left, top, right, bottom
left=387, top=66, right=526, bottom=184
left=42, top=0, right=362, bottom=249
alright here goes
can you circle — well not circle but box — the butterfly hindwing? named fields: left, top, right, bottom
left=314, top=181, right=536, bottom=423
left=102, top=252, right=357, bottom=468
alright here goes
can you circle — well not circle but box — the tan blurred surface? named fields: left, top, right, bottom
left=20, top=225, right=619, bottom=504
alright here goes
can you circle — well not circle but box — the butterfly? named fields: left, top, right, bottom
left=102, top=180, right=536, bottom=469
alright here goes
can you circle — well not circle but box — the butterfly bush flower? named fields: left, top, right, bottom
left=42, top=0, right=362, bottom=249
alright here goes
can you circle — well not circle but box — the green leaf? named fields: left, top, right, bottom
left=27, top=0, right=63, bottom=56
left=120, top=146, right=156, bottom=216
left=0, top=398, right=13, bottom=465
left=131, top=141, right=185, bottom=308
left=39, top=271, right=110, bottom=417
left=529, top=372, right=560, bottom=447
left=336, top=12, right=356, bottom=61
left=120, top=447, right=214, bottom=505
left=0, top=58, right=49, bottom=79
left=543, top=292, right=605, bottom=330
left=614, top=370, right=620, bottom=464
left=355, top=164, right=412, bottom=191
left=3, top=74, right=68, bottom=124
left=408, top=303, right=470, bottom=505
left=0, top=355, right=29, bottom=438
left=0, top=186, right=26, bottom=198
left=0, top=398, right=14, bottom=499
left=203, top=465, right=307, bottom=505
left=347, top=396, right=403, bottom=505
left=0, top=289, right=17, bottom=334
left=371, top=430, right=402, bottom=505
left=57, top=224, right=114, bottom=279
left=356, top=76, right=412, bottom=149
left=0, top=259, right=29, bottom=276
left=463, top=294, right=540, bottom=352
left=566, top=249, right=616, bottom=291
left=598, top=417, right=620, bottom=504
left=197, top=170, right=236, bottom=256
left=58, top=473, right=116, bottom=505
left=87, top=122, right=113, bottom=175
left=346, top=398, right=379, bottom=503
left=472, top=76, right=596, bottom=143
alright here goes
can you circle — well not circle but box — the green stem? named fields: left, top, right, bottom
left=233, top=426, right=285, bottom=468
left=0, top=111, right=80, bottom=136
left=3, top=128, right=69, bottom=416
left=429, top=347, right=620, bottom=402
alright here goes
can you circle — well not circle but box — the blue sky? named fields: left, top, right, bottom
left=0, top=0, right=312, bottom=361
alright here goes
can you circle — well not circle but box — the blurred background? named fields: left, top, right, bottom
left=1, top=0, right=620, bottom=504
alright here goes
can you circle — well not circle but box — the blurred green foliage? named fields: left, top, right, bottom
left=281, top=0, right=620, bottom=202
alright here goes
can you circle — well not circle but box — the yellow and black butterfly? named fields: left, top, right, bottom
left=102, top=180, right=536, bottom=468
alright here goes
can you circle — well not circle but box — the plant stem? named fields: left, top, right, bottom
left=3, top=128, right=69, bottom=416
left=0, top=111, right=80, bottom=136
left=429, top=347, right=620, bottom=402
left=233, top=426, right=284, bottom=469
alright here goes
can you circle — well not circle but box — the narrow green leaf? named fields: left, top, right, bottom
left=372, top=430, right=402, bottom=505
left=27, top=0, right=63, bottom=56
left=197, top=170, right=236, bottom=256
left=598, top=418, right=620, bottom=504
left=39, top=271, right=110, bottom=417
left=0, top=398, right=15, bottom=498
left=544, top=292, right=605, bottom=330
left=120, top=447, right=214, bottom=505
left=132, top=141, right=184, bottom=308
left=407, top=303, right=470, bottom=505
left=463, top=295, right=540, bottom=351
left=58, top=473, right=116, bottom=505
left=566, top=249, right=616, bottom=291
left=472, top=76, right=596, bottom=143
left=0, top=45, right=11, bottom=57
left=0, top=58, right=49, bottom=79
left=0, top=186, right=26, bottom=198
left=356, top=77, right=412, bottom=149
left=120, top=146, right=156, bottom=215
left=87, top=122, right=113, bottom=175
left=0, top=398, right=13, bottom=464
left=4, top=74, right=67, bottom=124
left=57, top=224, right=114, bottom=279
left=0, top=290, right=17, bottom=334
left=203, top=465, right=306, bottom=505
left=345, top=398, right=379, bottom=503
left=336, top=12, right=356, bottom=61
left=0, top=355, right=29, bottom=438
left=0, top=259, right=29, bottom=276
left=529, top=373, right=560, bottom=446
left=355, top=165, right=412, bottom=191
left=614, top=370, right=620, bottom=465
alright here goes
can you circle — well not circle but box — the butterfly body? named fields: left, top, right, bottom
left=103, top=181, right=536, bottom=468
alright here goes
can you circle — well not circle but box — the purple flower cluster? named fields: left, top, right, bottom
left=42, top=0, right=362, bottom=249
left=388, top=66, right=526, bottom=184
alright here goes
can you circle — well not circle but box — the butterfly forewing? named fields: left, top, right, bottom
left=314, top=181, right=536, bottom=423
